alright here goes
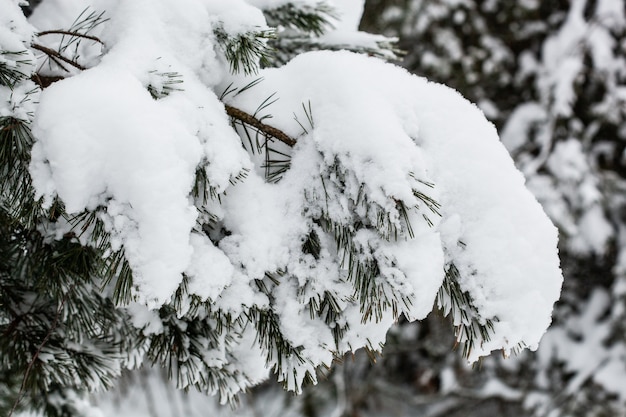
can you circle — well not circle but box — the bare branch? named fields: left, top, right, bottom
left=31, top=43, right=86, bottom=71
left=36, top=30, right=105, bottom=45
left=225, top=104, right=297, bottom=147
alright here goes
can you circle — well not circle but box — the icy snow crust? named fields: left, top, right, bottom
left=26, top=0, right=562, bottom=392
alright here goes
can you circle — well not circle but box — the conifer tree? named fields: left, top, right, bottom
left=1, top=1, right=562, bottom=416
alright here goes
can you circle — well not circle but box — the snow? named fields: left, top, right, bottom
left=224, top=50, right=562, bottom=361
left=244, top=0, right=365, bottom=31
left=597, top=0, right=626, bottom=29
left=547, top=139, right=588, bottom=182
left=406, top=69, right=562, bottom=359
left=478, top=378, right=523, bottom=401
left=0, top=79, right=39, bottom=120
left=500, top=0, right=625, bottom=261
left=28, top=0, right=115, bottom=30
left=23, top=0, right=562, bottom=399
left=29, top=0, right=252, bottom=307
left=0, top=0, right=36, bottom=81
left=317, top=29, right=397, bottom=58
left=185, top=233, right=235, bottom=301
left=219, top=173, right=305, bottom=281
left=246, top=0, right=321, bottom=9
left=331, top=0, right=366, bottom=30
left=30, top=67, right=202, bottom=307
left=126, top=302, right=164, bottom=335
left=1, top=0, right=35, bottom=44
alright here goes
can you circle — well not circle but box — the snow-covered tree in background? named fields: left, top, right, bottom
left=357, top=0, right=626, bottom=415
left=0, top=0, right=562, bottom=416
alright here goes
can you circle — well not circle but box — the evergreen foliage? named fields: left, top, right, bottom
left=262, top=1, right=401, bottom=66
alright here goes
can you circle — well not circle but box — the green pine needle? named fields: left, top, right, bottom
left=146, top=70, right=183, bottom=99
left=0, top=116, right=44, bottom=227
left=0, top=50, right=32, bottom=87
left=214, top=26, right=276, bottom=75
left=264, top=2, right=337, bottom=37
left=437, top=263, right=497, bottom=359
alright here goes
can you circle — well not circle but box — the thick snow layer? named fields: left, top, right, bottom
left=1, top=0, right=35, bottom=44
left=30, top=0, right=251, bottom=307
left=30, top=67, right=202, bottom=307
left=225, top=50, right=562, bottom=360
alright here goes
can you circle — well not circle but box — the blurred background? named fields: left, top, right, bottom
left=25, top=0, right=626, bottom=416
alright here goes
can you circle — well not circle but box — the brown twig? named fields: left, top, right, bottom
left=31, top=74, right=65, bottom=88
left=36, top=30, right=104, bottom=45
left=8, top=287, right=74, bottom=417
left=225, top=104, right=297, bottom=147
left=45, top=54, right=71, bottom=73
left=28, top=67, right=296, bottom=149
left=31, top=43, right=86, bottom=71
left=2, top=315, right=24, bottom=339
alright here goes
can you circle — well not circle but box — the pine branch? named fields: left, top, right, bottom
left=8, top=285, right=74, bottom=417
left=146, top=70, right=183, bottom=99
left=248, top=306, right=317, bottom=389
left=142, top=304, right=248, bottom=403
left=264, top=2, right=337, bottom=36
left=0, top=116, right=45, bottom=227
left=225, top=104, right=297, bottom=147
left=31, top=43, right=86, bottom=71
left=437, top=263, right=497, bottom=359
left=57, top=8, right=108, bottom=55
left=0, top=49, right=32, bottom=86
left=304, top=288, right=349, bottom=346
left=66, top=210, right=136, bottom=306
left=1, top=316, right=23, bottom=340
left=36, top=30, right=104, bottom=45
left=268, top=37, right=402, bottom=67
left=214, top=27, right=275, bottom=75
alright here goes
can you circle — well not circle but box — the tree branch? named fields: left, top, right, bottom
left=225, top=104, right=297, bottom=147
left=31, top=43, right=86, bottom=71
left=2, top=315, right=23, bottom=339
left=36, top=30, right=104, bottom=45
left=27, top=69, right=297, bottom=150
left=28, top=36, right=295, bottom=149
left=8, top=287, right=74, bottom=417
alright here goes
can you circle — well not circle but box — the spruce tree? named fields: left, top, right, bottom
left=1, top=1, right=562, bottom=416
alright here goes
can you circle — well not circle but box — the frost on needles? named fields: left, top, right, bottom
left=0, top=0, right=563, bottom=412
